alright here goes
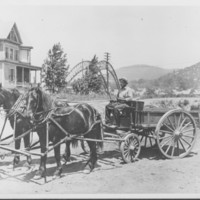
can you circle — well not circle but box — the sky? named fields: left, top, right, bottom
left=1, top=0, right=200, bottom=70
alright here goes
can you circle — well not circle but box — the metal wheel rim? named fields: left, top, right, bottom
left=156, top=109, right=197, bottom=159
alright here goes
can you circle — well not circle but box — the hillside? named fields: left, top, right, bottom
left=128, top=62, right=200, bottom=98
left=156, top=62, right=200, bottom=90
left=115, top=64, right=173, bottom=81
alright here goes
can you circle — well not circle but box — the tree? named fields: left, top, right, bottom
left=41, top=43, right=69, bottom=93
left=72, top=55, right=104, bottom=95
left=144, top=87, right=156, bottom=98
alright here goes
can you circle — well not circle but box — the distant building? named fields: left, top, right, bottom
left=0, top=22, right=41, bottom=89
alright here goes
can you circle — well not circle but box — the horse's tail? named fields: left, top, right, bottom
left=71, top=139, right=79, bottom=148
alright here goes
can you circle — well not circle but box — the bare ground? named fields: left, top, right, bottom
left=0, top=100, right=200, bottom=198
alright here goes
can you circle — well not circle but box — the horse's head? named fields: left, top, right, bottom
left=0, top=85, right=20, bottom=111
left=26, top=86, right=43, bottom=121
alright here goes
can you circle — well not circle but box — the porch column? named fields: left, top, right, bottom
left=2, top=63, right=4, bottom=87
left=30, top=70, right=31, bottom=85
left=22, top=67, right=24, bottom=87
left=35, top=70, right=37, bottom=83
left=15, top=65, right=17, bottom=87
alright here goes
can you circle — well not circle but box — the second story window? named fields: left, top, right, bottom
left=10, top=49, right=13, bottom=60
left=5, top=47, right=9, bottom=59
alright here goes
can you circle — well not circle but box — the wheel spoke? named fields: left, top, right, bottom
left=163, top=122, right=174, bottom=132
left=124, top=149, right=129, bottom=156
left=159, top=129, right=173, bottom=135
left=177, top=140, right=180, bottom=156
left=159, top=134, right=172, bottom=141
left=160, top=136, right=173, bottom=149
left=165, top=139, right=174, bottom=155
left=179, top=138, right=186, bottom=153
left=180, top=137, right=192, bottom=148
left=132, top=139, right=138, bottom=146
left=171, top=141, right=175, bottom=156
left=182, top=134, right=195, bottom=139
left=167, top=116, right=175, bottom=130
left=179, top=117, right=187, bottom=130
left=180, top=121, right=192, bottom=132
left=174, top=114, right=177, bottom=129
left=177, top=113, right=183, bottom=127
left=144, top=136, right=147, bottom=147
left=181, top=128, right=195, bottom=134
left=149, top=138, right=152, bottom=146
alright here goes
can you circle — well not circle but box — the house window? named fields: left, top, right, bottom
left=9, top=69, right=15, bottom=81
left=14, top=50, right=19, bottom=61
left=10, top=49, right=13, bottom=60
left=5, top=47, right=9, bottom=59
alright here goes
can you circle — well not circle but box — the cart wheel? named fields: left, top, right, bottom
left=156, top=109, right=197, bottom=159
left=120, top=133, right=141, bottom=163
left=81, top=141, right=90, bottom=154
left=139, top=129, right=157, bottom=148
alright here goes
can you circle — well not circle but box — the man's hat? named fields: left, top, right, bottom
left=119, top=77, right=128, bottom=84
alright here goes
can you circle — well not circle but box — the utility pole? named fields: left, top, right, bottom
left=104, top=52, right=110, bottom=94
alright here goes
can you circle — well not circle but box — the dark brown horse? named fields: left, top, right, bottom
left=0, top=86, right=32, bottom=167
left=25, top=87, right=103, bottom=180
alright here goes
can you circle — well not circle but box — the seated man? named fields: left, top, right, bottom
left=105, top=77, right=138, bottom=127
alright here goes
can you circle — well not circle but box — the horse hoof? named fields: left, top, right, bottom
left=52, top=174, right=61, bottom=180
left=34, top=170, right=46, bottom=179
left=53, top=168, right=62, bottom=179
left=33, top=174, right=42, bottom=180
left=83, top=169, right=91, bottom=174
left=83, top=166, right=92, bottom=174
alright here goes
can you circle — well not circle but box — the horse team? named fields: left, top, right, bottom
left=0, top=85, right=103, bottom=182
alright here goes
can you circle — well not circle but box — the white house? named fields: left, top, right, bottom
left=0, top=22, right=41, bottom=89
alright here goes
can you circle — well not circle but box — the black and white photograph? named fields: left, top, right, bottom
left=0, top=0, right=200, bottom=198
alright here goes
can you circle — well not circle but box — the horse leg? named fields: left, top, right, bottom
left=53, top=144, right=62, bottom=179
left=62, top=141, right=71, bottom=163
left=83, top=123, right=103, bottom=174
left=23, top=133, right=32, bottom=167
left=13, top=128, right=21, bottom=168
left=13, top=139, right=21, bottom=168
left=34, top=132, right=47, bottom=182
left=83, top=139, right=97, bottom=174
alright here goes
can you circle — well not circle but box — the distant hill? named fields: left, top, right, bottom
left=155, top=62, right=200, bottom=90
left=115, top=64, right=173, bottom=81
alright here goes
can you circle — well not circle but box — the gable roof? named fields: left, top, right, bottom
left=0, top=21, right=32, bottom=46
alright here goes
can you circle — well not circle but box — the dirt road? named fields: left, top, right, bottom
left=0, top=100, right=200, bottom=198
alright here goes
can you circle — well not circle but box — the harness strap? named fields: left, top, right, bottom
left=52, top=103, right=83, bottom=117
left=7, top=93, right=27, bottom=118
left=49, top=117, right=101, bottom=137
